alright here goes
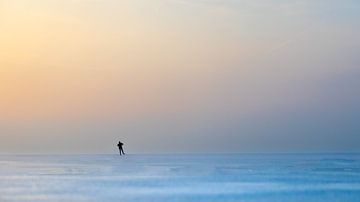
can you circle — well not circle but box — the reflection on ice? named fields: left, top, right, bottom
left=1, top=154, right=360, bottom=202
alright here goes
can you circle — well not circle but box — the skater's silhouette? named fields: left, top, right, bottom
left=117, top=141, right=125, bottom=155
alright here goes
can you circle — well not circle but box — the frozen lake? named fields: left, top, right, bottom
left=0, top=154, right=360, bottom=202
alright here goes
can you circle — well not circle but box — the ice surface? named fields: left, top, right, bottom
left=0, top=154, right=360, bottom=202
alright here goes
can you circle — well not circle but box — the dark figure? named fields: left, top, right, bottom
left=117, top=141, right=125, bottom=155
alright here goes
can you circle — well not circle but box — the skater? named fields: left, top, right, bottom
left=117, top=141, right=125, bottom=155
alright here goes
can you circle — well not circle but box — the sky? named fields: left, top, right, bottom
left=0, top=0, right=359, bottom=154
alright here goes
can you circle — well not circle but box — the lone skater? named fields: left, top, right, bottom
left=117, top=141, right=125, bottom=155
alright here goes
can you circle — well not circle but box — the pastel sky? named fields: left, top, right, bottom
left=0, top=0, right=359, bottom=154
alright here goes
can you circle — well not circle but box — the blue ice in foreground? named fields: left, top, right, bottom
left=0, top=154, right=360, bottom=202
